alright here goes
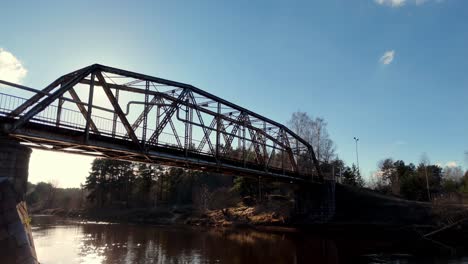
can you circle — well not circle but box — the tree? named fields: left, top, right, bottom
left=133, top=163, right=158, bottom=207
left=441, top=165, right=464, bottom=193
left=373, top=157, right=447, bottom=201
left=232, top=176, right=258, bottom=198
left=84, top=158, right=134, bottom=208
left=376, top=159, right=419, bottom=198
left=378, top=158, right=398, bottom=194
left=443, top=165, right=464, bottom=180
left=342, top=164, right=364, bottom=187
left=416, top=163, right=442, bottom=197
left=287, top=112, right=336, bottom=163
left=458, top=170, right=468, bottom=193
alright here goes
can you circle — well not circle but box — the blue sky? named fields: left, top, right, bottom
left=1, top=0, right=467, bottom=187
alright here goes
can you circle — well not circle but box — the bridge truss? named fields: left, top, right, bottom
left=0, top=64, right=322, bottom=182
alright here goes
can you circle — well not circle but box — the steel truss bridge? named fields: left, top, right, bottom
left=0, top=64, right=323, bottom=182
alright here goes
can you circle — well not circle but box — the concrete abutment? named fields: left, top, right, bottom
left=0, top=138, right=38, bottom=264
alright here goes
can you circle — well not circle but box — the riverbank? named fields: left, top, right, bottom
left=32, top=197, right=295, bottom=229
left=30, top=184, right=468, bottom=240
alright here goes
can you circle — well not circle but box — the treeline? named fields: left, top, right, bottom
left=82, top=158, right=300, bottom=210
left=369, top=158, right=468, bottom=202
left=26, top=182, right=84, bottom=211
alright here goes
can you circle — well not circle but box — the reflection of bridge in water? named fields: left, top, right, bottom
left=0, top=64, right=334, bottom=263
left=0, top=64, right=323, bottom=182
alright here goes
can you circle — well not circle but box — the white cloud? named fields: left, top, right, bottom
left=0, top=48, right=27, bottom=84
left=379, top=50, right=395, bottom=65
left=374, top=0, right=442, bottom=7
left=374, top=0, right=407, bottom=7
left=446, top=161, right=458, bottom=168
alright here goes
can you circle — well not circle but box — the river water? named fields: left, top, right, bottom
left=31, top=215, right=467, bottom=264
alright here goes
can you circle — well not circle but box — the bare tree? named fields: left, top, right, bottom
left=287, top=112, right=336, bottom=163
left=443, top=165, right=464, bottom=180
left=46, top=179, right=59, bottom=208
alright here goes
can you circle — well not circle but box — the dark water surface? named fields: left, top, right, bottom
left=31, top=215, right=467, bottom=264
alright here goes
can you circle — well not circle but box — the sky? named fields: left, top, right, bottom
left=0, top=0, right=467, bottom=187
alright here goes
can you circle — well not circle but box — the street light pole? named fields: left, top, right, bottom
left=353, top=137, right=360, bottom=175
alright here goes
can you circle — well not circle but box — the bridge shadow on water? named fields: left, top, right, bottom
left=31, top=215, right=468, bottom=264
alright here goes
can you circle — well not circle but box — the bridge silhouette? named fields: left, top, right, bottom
left=0, top=64, right=324, bottom=183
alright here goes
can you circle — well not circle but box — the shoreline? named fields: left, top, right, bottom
left=30, top=208, right=427, bottom=241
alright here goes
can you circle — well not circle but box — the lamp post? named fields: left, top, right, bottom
left=353, top=137, right=360, bottom=175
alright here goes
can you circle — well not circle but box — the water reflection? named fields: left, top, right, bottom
left=30, top=215, right=464, bottom=264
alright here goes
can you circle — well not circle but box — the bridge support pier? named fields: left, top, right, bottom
left=294, top=180, right=336, bottom=223
left=0, top=138, right=38, bottom=264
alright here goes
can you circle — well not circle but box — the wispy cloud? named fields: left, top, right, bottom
left=374, top=0, right=407, bottom=7
left=446, top=161, right=458, bottom=168
left=374, top=0, right=443, bottom=7
left=0, top=48, right=27, bottom=84
left=379, top=50, right=395, bottom=65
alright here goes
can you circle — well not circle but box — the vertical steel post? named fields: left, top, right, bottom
left=185, top=99, right=190, bottom=156
left=56, top=96, right=64, bottom=127
left=112, top=89, right=119, bottom=138
left=238, top=128, right=242, bottom=151
left=263, top=121, right=267, bottom=169
left=56, top=82, right=64, bottom=127
left=155, top=102, right=160, bottom=145
left=142, top=81, right=150, bottom=144
left=189, top=107, right=193, bottom=150
left=216, top=102, right=221, bottom=160
left=281, top=129, right=285, bottom=174
left=84, top=73, right=95, bottom=142
left=242, top=119, right=246, bottom=167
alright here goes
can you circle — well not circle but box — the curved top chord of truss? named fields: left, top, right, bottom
left=0, top=64, right=323, bottom=182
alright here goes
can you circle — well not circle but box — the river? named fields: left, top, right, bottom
left=31, top=215, right=468, bottom=264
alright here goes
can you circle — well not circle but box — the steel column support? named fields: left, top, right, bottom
left=216, top=102, right=221, bottom=161
left=142, top=81, right=150, bottom=143
left=242, top=122, right=246, bottom=167
left=55, top=83, right=65, bottom=128
left=155, top=104, right=160, bottom=145
left=84, top=73, right=95, bottom=142
left=184, top=98, right=190, bottom=156
left=112, top=89, right=119, bottom=137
